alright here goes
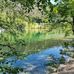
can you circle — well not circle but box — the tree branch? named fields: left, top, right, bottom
left=0, top=43, right=16, bottom=50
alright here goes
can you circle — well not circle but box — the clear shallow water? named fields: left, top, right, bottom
left=0, top=46, right=70, bottom=74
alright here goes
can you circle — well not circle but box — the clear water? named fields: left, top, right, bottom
left=0, top=46, right=70, bottom=74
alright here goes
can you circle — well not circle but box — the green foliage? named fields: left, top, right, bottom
left=0, top=0, right=73, bottom=59
left=0, top=0, right=74, bottom=73
left=13, top=0, right=74, bottom=34
left=59, top=56, right=65, bottom=64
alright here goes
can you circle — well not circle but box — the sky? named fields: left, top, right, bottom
left=50, top=0, right=62, bottom=5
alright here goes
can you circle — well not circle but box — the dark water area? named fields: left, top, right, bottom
left=0, top=46, right=72, bottom=74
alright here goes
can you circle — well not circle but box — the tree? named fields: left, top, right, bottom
left=0, top=0, right=26, bottom=60
left=57, top=0, right=74, bottom=34
left=11, top=0, right=74, bottom=34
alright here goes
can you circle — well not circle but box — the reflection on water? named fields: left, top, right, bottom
left=0, top=46, right=72, bottom=74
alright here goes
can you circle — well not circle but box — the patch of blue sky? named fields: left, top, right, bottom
left=50, top=0, right=62, bottom=5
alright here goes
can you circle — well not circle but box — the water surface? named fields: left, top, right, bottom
left=0, top=46, right=71, bottom=74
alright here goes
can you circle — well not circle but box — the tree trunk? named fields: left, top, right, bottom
left=72, top=16, right=74, bottom=34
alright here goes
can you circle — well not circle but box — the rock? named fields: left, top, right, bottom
left=58, top=70, right=74, bottom=74
left=67, top=58, right=74, bottom=64
left=57, top=59, right=74, bottom=74
left=58, top=64, right=66, bottom=72
left=18, top=71, right=30, bottom=74
left=46, top=66, right=57, bottom=73
left=52, top=58, right=74, bottom=74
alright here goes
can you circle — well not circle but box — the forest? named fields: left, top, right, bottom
left=0, top=0, right=74, bottom=74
